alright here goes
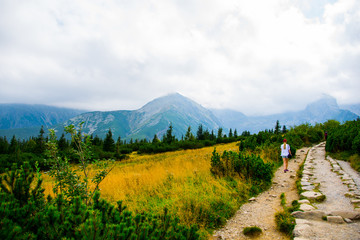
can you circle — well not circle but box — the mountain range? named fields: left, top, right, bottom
left=0, top=93, right=358, bottom=140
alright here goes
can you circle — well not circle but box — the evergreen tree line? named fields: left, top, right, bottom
left=0, top=120, right=327, bottom=173
left=0, top=124, right=254, bottom=173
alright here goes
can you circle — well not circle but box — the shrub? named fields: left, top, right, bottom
left=210, top=149, right=273, bottom=190
left=243, top=226, right=262, bottom=237
left=275, top=211, right=295, bottom=235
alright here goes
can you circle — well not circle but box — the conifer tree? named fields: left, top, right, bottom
left=103, top=129, right=115, bottom=152
left=274, top=120, right=281, bottom=135
left=35, top=126, right=46, bottom=154
left=152, top=134, right=160, bottom=143
left=185, top=126, right=195, bottom=141
left=217, top=128, right=223, bottom=139
left=229, top=128, right=233, bottom=138
left=196, top=124, right=204, bottom=140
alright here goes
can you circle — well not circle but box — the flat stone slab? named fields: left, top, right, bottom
left=298, top=199, right=311, bottom=204
left=292, top=210, right=326, bottom=220
left=302, top=185, right=315, bottom=191
left=300, top=204, right=316, bottom=211
left=295, top=219, right=312, bottom=225
left=328, top=211, right=360, bottom=220
left=303, top=170, right=313, bottom=176
left=300, top=191, right=324, bottom=201
left=301, top=181, right=312, bottom=186
left=293, top=224, right=312, bottom=237
left=327, top=216, right=345, bottom=224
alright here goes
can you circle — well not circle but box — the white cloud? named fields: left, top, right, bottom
left=0, top=0, right=359, bottom=115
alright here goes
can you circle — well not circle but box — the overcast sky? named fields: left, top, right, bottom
left=0, top=0, right=359, bottom=116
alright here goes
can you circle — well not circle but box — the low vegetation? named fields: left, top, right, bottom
left=275, top=193, right=297, bottom=236
left=243, top=226, right=262, bottom=237
left=326, top=119, right=360, bottom=171
left=1, top=120, right=340, bottom=239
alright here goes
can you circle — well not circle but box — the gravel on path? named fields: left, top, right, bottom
left=211, top=147, right=310, bottom=240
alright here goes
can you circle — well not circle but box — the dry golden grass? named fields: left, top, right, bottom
left=42, top=142, right=240, bottom=204
left=41, top=141, right=249, bottom=236
left=98, top=142, right=239, bottom=204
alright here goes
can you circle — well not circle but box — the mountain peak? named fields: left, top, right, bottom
left=305, top=94, right=338, bottom=113
left=138, top=93, right=199, bottom=114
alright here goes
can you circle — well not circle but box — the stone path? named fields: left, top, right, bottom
left=211, top=142, right=360, bottom=240
left=293, top=142, right=360, bottom=240
left=211, top=147, right=310, bottom=240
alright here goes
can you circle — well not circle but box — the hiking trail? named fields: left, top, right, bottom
left=211, top=142, right=360, bottom=240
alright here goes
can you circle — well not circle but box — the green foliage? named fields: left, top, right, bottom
left=103, top=129, right=115, bottom=152
left=1, top=132, right=200, bottom=239
left=275, top=193, right=296, bottom=236
left=210, top=149, right=274, bottom=190
left=243, top=226, right=262, bottom=237
left=275, top=211, right=295, bottom=235
left=326, top=119, right=360, bottom=154
left=46, top=124, right=114, bottom=206
left=0, top=164, right=200, bottom=239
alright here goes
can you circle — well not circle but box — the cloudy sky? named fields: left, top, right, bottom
left=0, top=0, right=359, bottom=116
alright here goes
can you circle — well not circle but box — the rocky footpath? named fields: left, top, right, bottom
left=293, top=142, right=360, bottom=240
left=211, top=147, right=310, bottom=240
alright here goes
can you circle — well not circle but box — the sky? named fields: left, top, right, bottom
left=0, top=0, right=359, bottom=116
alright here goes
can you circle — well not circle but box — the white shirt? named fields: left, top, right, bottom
left=280, top=144, right=290, bottom=157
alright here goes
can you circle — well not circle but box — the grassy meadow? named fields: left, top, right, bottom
left=40, top=141, right=277, bottom=237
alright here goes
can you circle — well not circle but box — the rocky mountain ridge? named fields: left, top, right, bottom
left=0, top=93, right=358, bottom=140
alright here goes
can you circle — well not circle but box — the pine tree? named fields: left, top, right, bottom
left=103, top=129, right=115, bottom=152
left=217, top=128, right=223, bottom=139
left=196, top=124, right=204, bottom=140
left=274, top=120, right=281, bottom=135
left=234, top=129, right=238, bottom=138
left=152, top=134, right=160, bottom=144
left=229, top=129, right=233, bottom=138
left=185, top=126, right=195, bottom=141
left=163, top=124, right=175, bottom=144
left=35, top=126, right=46, bottom=154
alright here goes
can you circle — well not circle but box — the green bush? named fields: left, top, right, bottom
left=210, top=149, right=273, bottom=190
left=243, top=226, right=262, bottom=236
left=0, top=162, right=200, bottom=240
left=275, top=211, right=295, bottom=235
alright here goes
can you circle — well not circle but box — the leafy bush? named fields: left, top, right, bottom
left=275, top=193, right=296, bottom=236
left=243, top=226, right=262, bottom=237
left=326, top=119, right=360, bottom=154
left=210, top=149, right=274, bottom=190
left=275, top=211, right=295, bottom=235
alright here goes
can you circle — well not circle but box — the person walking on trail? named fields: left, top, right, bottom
left=281, top=139, right=291, bottom=173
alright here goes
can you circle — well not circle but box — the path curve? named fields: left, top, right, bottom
left=293, top=142, right=360, bottom=240
left=212, top=142, right=360, bottom=240
left=211, top=147, right=310, bottom=240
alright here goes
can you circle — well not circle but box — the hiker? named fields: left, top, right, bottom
left=281, top=139, right=291, bottom=173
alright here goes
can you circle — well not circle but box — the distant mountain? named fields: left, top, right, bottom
left=212, top=95, right=359, bottom=133
left=340, top=103, right=360, bottom=116
left=0, top=94, right=358, bottom=140
left=56, top=93, right=222, bottom=140
left=0, top=104, right=85, bottom=129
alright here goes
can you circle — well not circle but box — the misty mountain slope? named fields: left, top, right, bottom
left=59, top=93, right=222, bottom=140
left=59, top=110, right=132, bottom=139
left=213, top=95, right=359, bottom=133
left=0, top=94, right=358, bottom=140
left=340, top=103, right=360, bottom=116
left=0, top=104, right=85, bottom=129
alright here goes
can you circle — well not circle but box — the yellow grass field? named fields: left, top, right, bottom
left=40, top=141, right=255, bottom=236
